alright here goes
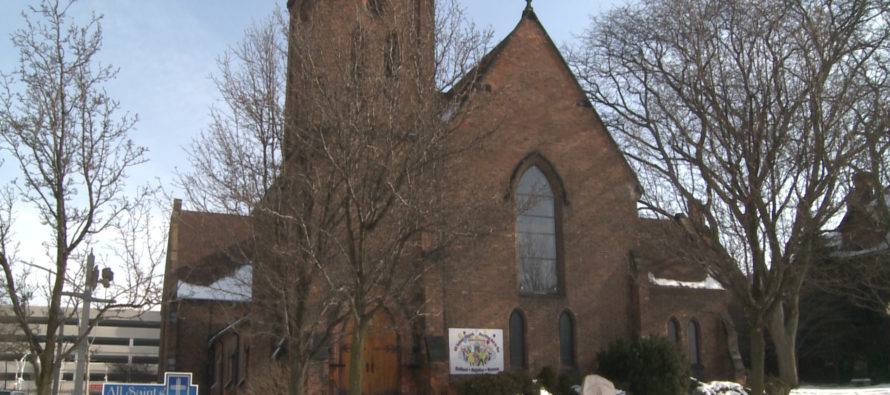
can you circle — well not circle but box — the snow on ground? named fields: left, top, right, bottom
left=693, top=381, right=890, bottom=395
left=792, top=384, right=890, bottom=395
left=695, top=381, right=747, bottom=395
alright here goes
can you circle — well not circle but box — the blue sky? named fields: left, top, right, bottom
left=0, top=0, right=621, bottom=204
left=0, top=0, right=621, bottom=277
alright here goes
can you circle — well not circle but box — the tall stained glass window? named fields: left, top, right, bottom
left=516, top=166, right=557, bottom=294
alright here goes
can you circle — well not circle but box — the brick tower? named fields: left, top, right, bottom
left=283, top=0, right=436, bottom=162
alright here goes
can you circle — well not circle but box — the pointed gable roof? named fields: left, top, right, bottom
left=449, top=5, right=642, bottom=196
left=167, top=199, right=252, bottom=286
left=450, top=6, right=579, bottom=99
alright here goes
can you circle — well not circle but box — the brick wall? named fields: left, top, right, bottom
left=422, top=11, right=642, bottom=390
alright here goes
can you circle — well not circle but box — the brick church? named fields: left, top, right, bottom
left=159, top=1, right=743, bottom=394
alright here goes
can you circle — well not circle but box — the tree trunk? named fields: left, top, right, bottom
left=769, top=300, right=800, bottom=388
left=35, top=355, right=54, bottom=395
left=288, top=354, right=308, bottom=395
left=749, top=326, right=766, bottom=395
left=347, top=318, right=369, bottom=395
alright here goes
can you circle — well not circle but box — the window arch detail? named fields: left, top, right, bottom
left=514, top=154, right=564, bottom=295
left=517, top=165, right=557, bottom=293
left=509, top=310, right=526, bottom=367
left=667, top=317, right=680, bottom=344
left=384, top=32, right=400, bottom=77
left=559, top=311, right=575, bottom=366
left=687, top=319, right=700, bottom=366
left=367, top=0, right=386, bottom=17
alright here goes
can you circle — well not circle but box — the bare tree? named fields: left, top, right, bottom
left=176, top=7, right=287, bottom=215
left=278, top=0, right=502, bottom=392
left=809, top=173, right=890, bottom=316
left=177, top=1, right=493, bottom=394
left=0, top=1, right=159, bottom=394
left=809, top=77, right=890, bottom=315
left=568, top=0, right=889, bottom=393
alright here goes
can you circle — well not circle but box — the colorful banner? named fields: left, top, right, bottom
left=449, top=328, right=504, bottom=375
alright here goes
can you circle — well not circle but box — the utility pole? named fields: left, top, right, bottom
left=71, top=252, right=114, bottom=395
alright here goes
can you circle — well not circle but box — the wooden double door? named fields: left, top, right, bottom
left=336, top=312, right=399, bottom=395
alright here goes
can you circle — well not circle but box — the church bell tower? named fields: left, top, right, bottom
left=283, top=0, right=436, bottom=162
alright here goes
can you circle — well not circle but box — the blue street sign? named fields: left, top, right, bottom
left=102, top=372, right=198, bottom=395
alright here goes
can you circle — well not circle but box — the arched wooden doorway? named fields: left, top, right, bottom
left=336, top=311, right=399, bottom=395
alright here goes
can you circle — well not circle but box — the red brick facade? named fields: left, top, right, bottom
left=158, top=200, right=251, bottom=393
left=419, top=9, right=643, bottom=390
left=160, top=2, right=741, bottom=394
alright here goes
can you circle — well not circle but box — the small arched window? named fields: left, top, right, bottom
left=687, top=320, right=700, bottom=365
left=516, top=166, right=557, bottom=294
left=384, top=32, right=400, bottom=77
left=509, top=310, right=526, bottom=367
left=367, top=0, right=386, bottom=17
left=559, top=311, right=575, bottom=366
left=667, top=317, right=680, bottom=344
left=349, top=27, right=365, bottom=81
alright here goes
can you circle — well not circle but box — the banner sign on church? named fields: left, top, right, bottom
left=448, top=328, right=504, bottom=375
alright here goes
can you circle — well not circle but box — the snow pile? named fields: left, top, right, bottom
left=694, top=381, right=747, bottom=395
left=648, top=273, right=725, bottom=290
left=690, top=381, right=890, bottom=395
left=791, top=384, right=890, bottom=394
left=177, top=265, right=252, bottom=301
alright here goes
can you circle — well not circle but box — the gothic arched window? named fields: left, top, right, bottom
left=509, top=310, right=526, bottom=367
left=367, top=0, right=386, bottom=17
left=384, top=32, right=400, bottom=77
left=688, top=319, right=701, bottom=366
left=516, top=165, right=558, bottom=294
left=559, top=311, right=575, bottom=366
left=667, top=317, right=680, bottom=344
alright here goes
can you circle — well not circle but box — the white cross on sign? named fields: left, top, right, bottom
left=169, top=377, right=187, bottom=395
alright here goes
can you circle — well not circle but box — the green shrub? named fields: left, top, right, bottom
left=537, top=365, right=558, bottom=389
left=764, top=376, right=791, bottom=395
left=536, top=366, right=578, bottom=395
left=596, top=336, right=692, bottom=395
left=455, top=371, right=538, bottom=395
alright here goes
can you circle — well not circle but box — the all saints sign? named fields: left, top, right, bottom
left=448, top=328, right=504, bottom=375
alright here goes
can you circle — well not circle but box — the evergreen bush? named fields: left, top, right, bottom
left=536, top=366, right=578, bottom=395
left=596, top=336, right=692, bottom=395
left=455, top=371, right=538, bottom=395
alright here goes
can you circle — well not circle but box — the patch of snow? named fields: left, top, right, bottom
left=648, top=273, right=725, bottom=290
left=869, top=188, right=890, bottom=208
left=694, top=382, right=890, bottom=395
left=694, top=380, right=747, bottom=395
left=177, top=265, right=252, bottom=301
left=830, top=241, right=889, bottom=259
left=440, top=99, right=460, bottom=122
left=824, top=231, right=843, bottom=248
left=792, top=384, right=890, bottom=394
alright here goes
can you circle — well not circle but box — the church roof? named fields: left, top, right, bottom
left=168, top=200, right=252, bottom=287
left=447, top=6, right=556, bottom=98
left=633, top=218, right=713, bottom=283
left=446, top=3, right=642, bottom=197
